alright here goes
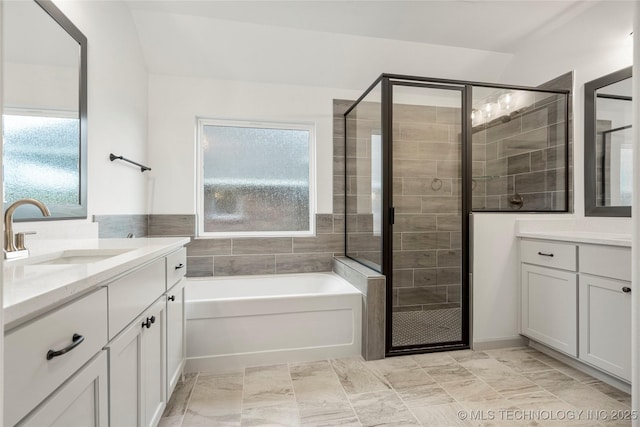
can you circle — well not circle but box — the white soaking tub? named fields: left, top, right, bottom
left=185, top=272, right=362, bottom=373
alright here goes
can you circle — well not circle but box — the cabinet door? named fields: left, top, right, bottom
left=106, top=312, right=144, bottom=427
left=142, top=299, right=167, bottom=427
left=167, top=279, right=186, bottom=397
left=19, top=351, right=108, bottom=427
left=521, top=264, right=577, bottom=356
left=579, top=274, right=631, bottom=381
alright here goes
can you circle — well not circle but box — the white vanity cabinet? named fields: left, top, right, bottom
left=107, top=298, right=167, bottom=427
left=578, top=245, right=631, bottom=381
left=18, top=351, right=109, bottom=427
left=106, top=247, right=186, bottom=427
left=3, top=238, right=189, bottom=427
left=519, top=237, right=631, bottom=382
left=4, top=288, right=109, bottom=426
left=520, top=240, right=578, bottom=356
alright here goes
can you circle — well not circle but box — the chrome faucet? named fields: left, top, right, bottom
left=4, top=199, right=51, bottom=259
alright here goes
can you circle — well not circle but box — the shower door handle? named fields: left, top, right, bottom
left=389, top=207, right=395, bottom=225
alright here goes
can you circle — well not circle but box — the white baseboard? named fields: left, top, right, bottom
left=472, top=336, right=529, bottom=351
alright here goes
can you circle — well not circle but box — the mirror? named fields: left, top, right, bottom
left=2, top=0, right=87, bottom=220
left=584, top=67, right=632, bottom=217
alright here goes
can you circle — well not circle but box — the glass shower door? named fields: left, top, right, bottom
left=389, top=83, right=466, bottom=351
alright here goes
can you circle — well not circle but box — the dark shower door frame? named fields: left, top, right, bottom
left=344, top=73, right=570, bottom=357
left=382, top=78, right=472, bottom=356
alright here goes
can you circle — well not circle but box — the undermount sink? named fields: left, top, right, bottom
left=9, top=248, right=134, bottom=267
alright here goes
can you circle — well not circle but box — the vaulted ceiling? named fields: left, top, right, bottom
left=123, top=1, right=634, bottom=88
left=125, top=0, right=596, bottom=53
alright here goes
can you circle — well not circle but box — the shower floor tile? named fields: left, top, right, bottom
left=392, top=308, right=462, bottom=347
left=162, top=347, right=631, bottom=427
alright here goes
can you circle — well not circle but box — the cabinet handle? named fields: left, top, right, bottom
left=622, top=287, right=631, bottom=293
left=150, top=315, right=156, bottom=324
left=168, top=295, right=175, bottom=302
left=175, top=263, right=185, bottom=270
left=47, top=334, right=85, bottom=360
left=142, top=318, right=152, bottom=329
left=537, top=252, right=554, bottom=257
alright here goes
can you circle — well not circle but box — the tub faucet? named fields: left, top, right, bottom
left=4, top=198, right=51, bottom=259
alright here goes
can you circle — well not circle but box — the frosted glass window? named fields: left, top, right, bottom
left=198, top=120, right=314, bottom=236
left=3, top=113, right=80, bottom=205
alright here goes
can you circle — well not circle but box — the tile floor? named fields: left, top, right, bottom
left=159, top=347, right=632, bottom=426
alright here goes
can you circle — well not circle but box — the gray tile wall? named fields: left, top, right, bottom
left=342, top=98, right=383, bottom=270
left=472, top=94, right=568, bottom=211
left=333, top=257, right=385, bottom=361
left=341, top=98, right=462, bottom=313
left=472, top=71, right=573, bottom=212
left=146, top=213, right=344, bottom=277
left=93, top=214, right=149, bottom=238
left=390, top=104, right=463, bottom=312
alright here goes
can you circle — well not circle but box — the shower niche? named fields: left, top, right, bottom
left=344, top=75, right=569, bottom=355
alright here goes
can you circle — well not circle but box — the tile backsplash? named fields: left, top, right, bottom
left=151, top=213, right=344, bottom=277
left=95, top=213, right=345, bottom=277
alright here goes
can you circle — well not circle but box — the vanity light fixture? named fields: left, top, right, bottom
left=498, top=92, right=515, bottom=111
left=482, top=101, right=496, bottom=120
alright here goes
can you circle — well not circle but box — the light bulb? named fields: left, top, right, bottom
left=498, top=92, right=514, bottom=111
left=471, top=109, right=483, bottom=126
left=482, top=102, right=495, bottom=120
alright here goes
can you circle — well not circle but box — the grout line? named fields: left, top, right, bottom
left=286, top=362, right=303, bottom=426
left=239, top=368, right=247, bottom=426
left=368, top=359, right=427, bottom=426
left=326, top=358, right=365, bottom=426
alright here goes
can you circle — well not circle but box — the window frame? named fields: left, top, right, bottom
left=196, top=118, right=316, bottom=238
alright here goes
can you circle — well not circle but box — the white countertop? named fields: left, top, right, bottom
left=4, top=237, right=190, bottom=328
left=516, top=230, right=631, bottom=247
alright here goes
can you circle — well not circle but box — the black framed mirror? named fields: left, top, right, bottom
left=584, top=66, right=632, bottom=217
left=2, top=0, right=87, bottom=221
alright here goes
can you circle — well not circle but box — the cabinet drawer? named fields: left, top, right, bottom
left=579, top=244, right=631, bottom=282
left=108, top=258, right=165, bottom=340
left=521, top=239, right=577, bottom=271
left=166, top=247, right=187, bottom=289
left=5, top=288, right=108, bottom=426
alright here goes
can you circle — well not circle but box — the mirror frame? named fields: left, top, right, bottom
left=7, top=0, right=88, bottom=221
left=584, top=66, right=632, bottom=217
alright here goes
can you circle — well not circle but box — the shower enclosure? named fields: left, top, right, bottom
left=345, top=74, right=569, bottom=355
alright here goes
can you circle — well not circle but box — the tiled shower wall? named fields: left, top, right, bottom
left=390, top=104, right=463, bottom=312
left=471, top=94, right=567, bottom=211
left=341, top=100, right=463, bottom=313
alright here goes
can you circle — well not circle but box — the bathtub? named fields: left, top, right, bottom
left=184, top=272, right=362, bottom=373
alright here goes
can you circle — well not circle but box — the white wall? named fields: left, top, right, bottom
left=472, top=0, right=634, bottom=345
left=132, top=9, right=512, bottom=90
left=145, top=16, right=512, bottom=216
left=148, top=74, right=361, bottom=214
left=51, top=0, right=149, bottom=217
left=4, top=63, right=77, bottom=111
